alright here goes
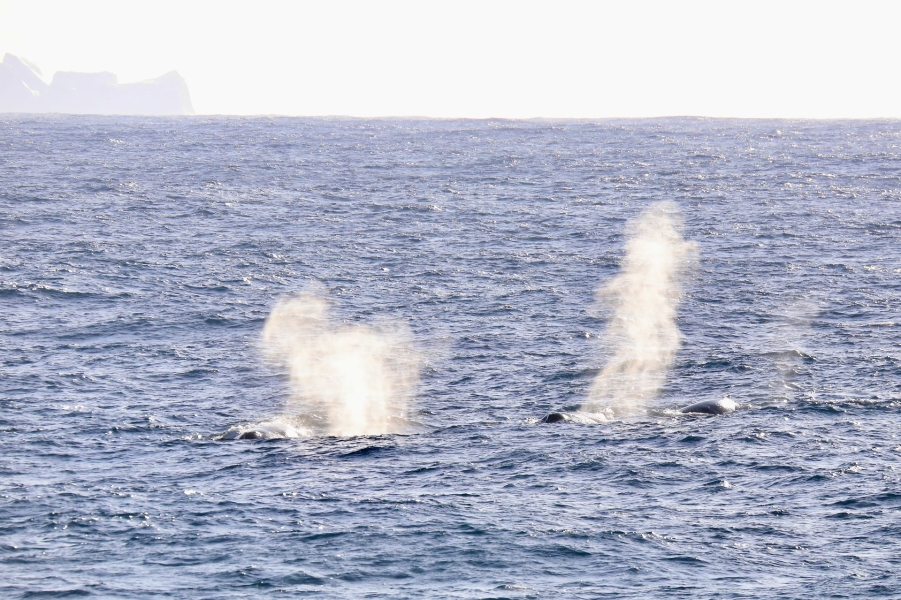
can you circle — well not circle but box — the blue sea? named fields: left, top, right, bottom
left=1, top=117, right=900, bottom=598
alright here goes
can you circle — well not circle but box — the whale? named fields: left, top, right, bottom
left=540, top=397, right=737, bottom=423
left=539, top=411, right=610, bottom=424
left=680, top=397, right=736, bottom=415
left=218, top=421, right=307, bottom=440
left=541, top=412, right=568, bottom=423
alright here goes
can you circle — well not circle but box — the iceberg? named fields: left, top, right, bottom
left=0, top=54, right=194, bottom=115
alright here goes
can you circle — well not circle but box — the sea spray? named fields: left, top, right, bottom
left=765, top=300, right=818, bottom=401
left=582, top=202, right=697, bottom=417
left=261, top=292, right=420, bottom=436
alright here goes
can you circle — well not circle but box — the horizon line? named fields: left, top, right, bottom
left=4, top=112, right=901, bottom=122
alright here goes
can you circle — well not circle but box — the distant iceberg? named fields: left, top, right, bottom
left=0, top=54, right=194, bottom=115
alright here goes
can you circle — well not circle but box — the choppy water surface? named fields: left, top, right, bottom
left=1, top=117, right=900, bottom=598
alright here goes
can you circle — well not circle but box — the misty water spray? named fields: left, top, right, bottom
left=582, top=202, right=698, bottom=417
left=262, top=292, right=420, bottom=436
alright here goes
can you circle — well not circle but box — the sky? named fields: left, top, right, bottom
left=0, top=0, right=899, bottom=118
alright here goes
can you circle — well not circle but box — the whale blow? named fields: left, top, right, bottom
left=261, top=292, right=420, bottom=437
left=581, top=202, right=698, bottom=417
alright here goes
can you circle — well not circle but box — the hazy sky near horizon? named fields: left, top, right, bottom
left=1, top=0, right=898, bottom=118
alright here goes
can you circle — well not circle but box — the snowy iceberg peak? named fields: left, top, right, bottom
left=0, top=54, right=194, bottom=115
left=0, top=54, right=48, bottom=111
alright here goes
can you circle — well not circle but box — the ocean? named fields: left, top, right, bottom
left=1, top=116, right=899, bottom=598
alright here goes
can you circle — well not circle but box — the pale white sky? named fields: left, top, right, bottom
left=1, top=0, right=899, bottom=118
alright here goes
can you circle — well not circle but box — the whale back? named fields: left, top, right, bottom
left=680, top=397, right=737, bottom=415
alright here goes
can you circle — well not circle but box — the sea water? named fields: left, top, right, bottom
left=1, top=116, right=899, bottom=598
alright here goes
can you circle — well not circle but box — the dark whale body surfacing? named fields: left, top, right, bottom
left=680, top=397, right=737, bottom=415
left=540, top=397, right=737, bottom=423
left=541, top=412, right=568, bottom=423
left=217, top=422, right=306, bottom=440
